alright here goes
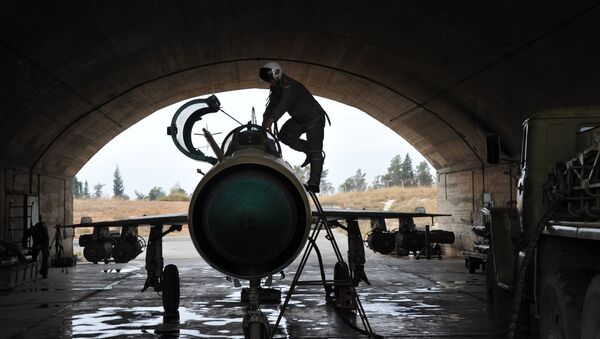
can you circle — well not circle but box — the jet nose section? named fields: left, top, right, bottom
left=189, top=164, right=310, bottom=279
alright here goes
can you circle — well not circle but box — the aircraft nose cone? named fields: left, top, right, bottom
left=190, top=165, right=308, bottom=279
left=203, top=173, right=295, bottom=265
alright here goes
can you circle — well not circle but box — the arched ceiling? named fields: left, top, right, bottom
left=2, top=1, right=600, bottom=177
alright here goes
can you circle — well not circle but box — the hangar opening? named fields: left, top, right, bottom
left=2, top=1, right=600, bottom=338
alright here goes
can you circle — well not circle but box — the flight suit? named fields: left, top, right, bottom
left=263, top=75, right=327, bottom=188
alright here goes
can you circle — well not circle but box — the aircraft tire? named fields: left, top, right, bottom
left=247, top=322, right=268, bottom=339
left=539, top=268, right=588, bottom=339
left=581, top=274, right=600, bottom=339
left=162, top=264, right=180, bottom=313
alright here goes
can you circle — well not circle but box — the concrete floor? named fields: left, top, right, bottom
left=0, top=233, right=491, bottom=338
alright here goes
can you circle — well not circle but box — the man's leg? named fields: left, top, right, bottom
left=31, top=248, right=40, bottom=263
left=278, top=119, right=308, bottom=152
left=305, top=118, right=326, bottom=192
left=40, top=243, right=49, bottom=278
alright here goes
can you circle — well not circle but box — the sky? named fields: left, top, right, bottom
left=76, top=89, right=433, bottom=198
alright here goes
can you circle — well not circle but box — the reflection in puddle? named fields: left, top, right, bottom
left=70, top=306, right=245, bottom=338
left=56, top=260, right=486, bottom=338
left=102, top=266, right=139, bottom=274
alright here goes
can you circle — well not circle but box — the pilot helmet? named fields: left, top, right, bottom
left=259, top=62, right=282, bottom=82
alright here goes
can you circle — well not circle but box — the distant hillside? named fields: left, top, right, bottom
left=73, top=186, right=437, bottom=237
left=319, top=186, right=436, bottom=213
left=319, top=186, right=438, bottom=235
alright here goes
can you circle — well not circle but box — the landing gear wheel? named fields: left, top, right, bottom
left=242, top=309, right=269, bottom=339
left=580, top=275, right=600, bottom=339
left=540, top=268, right=589, bottom=339
left=243, top=320, right=269, bottom=339
left=162, top=264, right=180, bottom=313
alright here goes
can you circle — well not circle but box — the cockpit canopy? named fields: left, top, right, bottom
left=167, top=95, right=281, bottom=164
left=221, top=124, right=281, bottom=157
left=167, top=95, right=221, bottom=164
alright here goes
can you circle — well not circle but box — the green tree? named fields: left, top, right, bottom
left=371, top=175, right=385, bottom=189
left=134, top=190, right=147, bottom=200
left=338, top=177, right=355, bottom=192
left=148, top=186, right=166, bottom=201
left=338, top=169, right=367, bottom=192
left=354, top=169, right=367, bottom=191
left=385, top=155, right=402, bottom=186
left=93, top=183, right=105, bottom=198
left=113, top=165, right=125, bottom=197
left=162, top=184, right=189, bottom=201
left=73, top=176, right=83, bottom=198
left=169, top=183, right=187, bottom=195
left=416, top=161, right=434, bottom=186
left=319, top=169, right=335, bottom=195
left=83, top=180, right=91, bottom=199
left=399, top=154, right=415, bottom=187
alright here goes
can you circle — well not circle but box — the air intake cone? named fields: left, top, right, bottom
left=189, top=164, right=309, bottom=279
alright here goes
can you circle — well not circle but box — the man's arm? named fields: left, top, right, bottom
left=262, top=88, right=280, bottom=131
left=262, top=83, right=294, bottom=130
left=262, top=115, right=275, bottom=131
left=269, top=83, right=294, bottom=121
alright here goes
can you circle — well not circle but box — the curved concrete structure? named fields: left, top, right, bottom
left=2, top=1, right=600, bottom=253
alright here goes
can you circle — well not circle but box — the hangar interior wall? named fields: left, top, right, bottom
left=0, top=165, right=73, bottom=257
left=437, top=164, right=515, bottom=256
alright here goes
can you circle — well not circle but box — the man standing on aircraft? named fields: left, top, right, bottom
left=260, top=62, right=329, bottom=193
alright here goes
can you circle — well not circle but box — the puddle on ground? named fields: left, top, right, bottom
left=70, top=306, right=245, bottom=338
left=101, top=266, right=139, bottom=274
left=52, top=264, right=484, bottom=338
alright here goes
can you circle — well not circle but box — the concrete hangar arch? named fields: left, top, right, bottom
left=1, top=1, right=600, bottom=255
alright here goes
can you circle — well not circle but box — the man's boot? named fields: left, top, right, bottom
left=306, top=152, right=324, bottom=193
left=300, top=153, right=311, bottom=168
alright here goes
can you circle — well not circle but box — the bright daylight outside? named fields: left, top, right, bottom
left=73, top=89, right=437, bottom=237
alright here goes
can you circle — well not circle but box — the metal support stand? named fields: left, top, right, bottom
left=270, top=190, right=380, bottom=338
left=416, top=225, right=431, bottom=260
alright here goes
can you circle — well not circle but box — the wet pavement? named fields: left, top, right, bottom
left=0, top=234, right=491, bottom=338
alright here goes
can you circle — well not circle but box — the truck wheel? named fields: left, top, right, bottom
left=162, top=264, right=180, bottom=313
left=486, top=251, right=511, bottom=337
left=539, top=269, right=589, bottom=339
left=581, top=275, right=600, bottom=339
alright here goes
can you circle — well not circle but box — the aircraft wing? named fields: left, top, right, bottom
left=314, top=208, right=450, bottom=221
left=63, top=212, right=188, bottom=228
left=64, top=209, right=448, bottom=228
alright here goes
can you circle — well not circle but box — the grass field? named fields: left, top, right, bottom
left=73, top=199, right=189, bottom=236
left=73, top=186, right=438, bottom=237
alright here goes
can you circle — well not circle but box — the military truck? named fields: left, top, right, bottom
left=486, top=107, right=600, bottom=338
